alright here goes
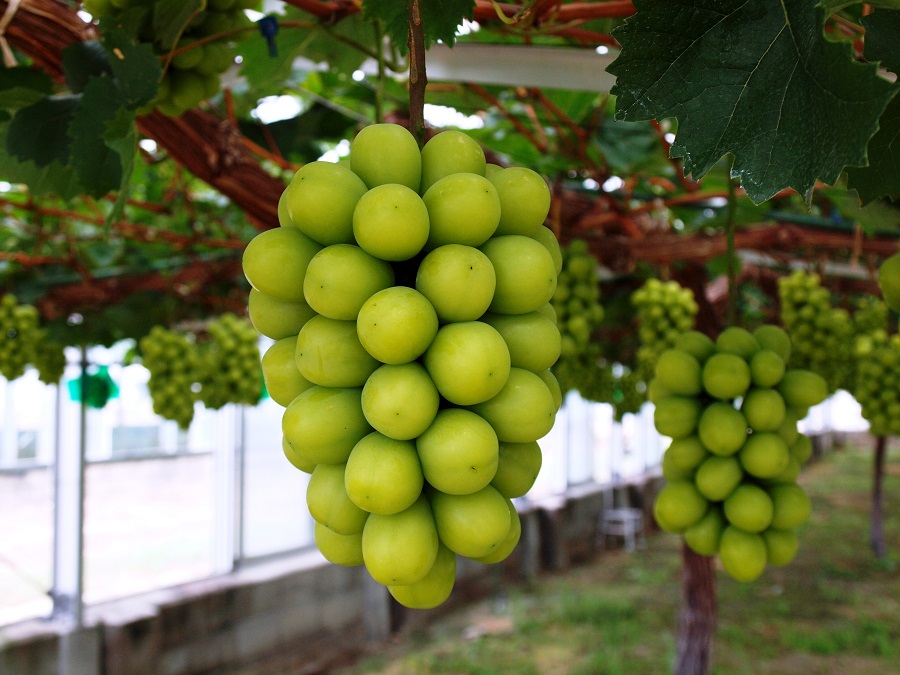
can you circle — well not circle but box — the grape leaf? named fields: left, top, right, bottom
left=8, top=95, right=80, bottom=166
left=103, top=108, right=139, bottom=226
left=363, top=0, right=475, bottom=53
left=103, top=28, right=161, bottom=108
left=0, top=124, right=84, bottom=199
left=0, top=68, right=53, bottom=111
left=62, top=41, right=113, bottom=93
left=153, top=0, right=206, bottom=51
left=845, top=93, right=900, bottom=202
left=862, top=9, right=900, bottom=74
left=70, top=78, right=126, bottom=197
left=608, top=0, right=898, bottom=205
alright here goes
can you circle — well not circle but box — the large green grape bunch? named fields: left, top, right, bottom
left=139, top=325, right=201, bottom=429
left=853, top=334, right=900, bottom=436
left=778, top=270, right=854, bottom=393
left=552, top=239, right=603, bottom=359
left=83, top=0, right=258, bottom=117
left=243, top=123, right=561, bottom=609
left=0, top=294, right=42, bottom=381
left=31, top=331, right=68, bottom=385
left=195, top=313, right=262, bottom=409
left=651, top=324, right=827, bottom=582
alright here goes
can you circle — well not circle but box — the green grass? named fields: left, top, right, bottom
left=338, top=441, right=900, bottom=675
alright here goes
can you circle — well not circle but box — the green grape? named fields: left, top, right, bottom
left=650, top=323, right=826, bottom=583
left=139, top=325, right=201, bottom=428
left=194, top=313, right=262, bottom=409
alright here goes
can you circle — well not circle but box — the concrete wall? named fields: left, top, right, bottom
left=0, top=473, right=665, bottom=675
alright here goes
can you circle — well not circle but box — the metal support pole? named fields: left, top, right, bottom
left=234, top=404, right=246, bottom=568
left=51, top=347, right=86, bottom=626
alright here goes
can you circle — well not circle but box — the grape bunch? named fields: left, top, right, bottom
left=83, top=0, right=258, bottom=117
left=0, top=294, right=42, bottom=381
left=195, top=313, right=262, bottom=409
left=139, top=325, right=201, bottom=429
left=243, top=123, right=562, bottom=609
left=552, top=239, right=603, bottom=359
left=632, top=278, right=698, bottom=374
left=650, top=324, right=827, bottom=582
left=778, top=270, right=854, bottom=393
left=31, top=331, right=68, bottom=385
left=853, top=334, right=900, bottom=436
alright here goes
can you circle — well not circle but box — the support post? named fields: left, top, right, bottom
left=871, top=435, right=887, bottom=559
left=51, top=347, right=87, bottom=626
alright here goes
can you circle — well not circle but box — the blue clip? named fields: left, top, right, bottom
left=259, top=15, right=279, bottom=58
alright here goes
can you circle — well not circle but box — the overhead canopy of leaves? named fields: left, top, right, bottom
left=609, top=0, right=899, bottom=205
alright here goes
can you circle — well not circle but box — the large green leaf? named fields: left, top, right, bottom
left=8, top=95, right=80, bottom=167
left=364, top=0, right=475, bottom=53
left=62, top=41, right=112, bottom=93
left=70, top=77, right=129, bottom=197
left=0, top=68, right=53, bottom=111
left=0, top=124, right=84, bottom=199
left=609, top=0, right=898, bottom=205
left=846, top=93, right=900, bottom=202
left=103, top=28, right=161, bottom=108
left=862, top=9, right=900, bottom=74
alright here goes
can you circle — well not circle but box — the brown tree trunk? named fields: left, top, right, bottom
left=871, top=435, right=888, bottom=559
left=676, top=543, right=716, bottom=675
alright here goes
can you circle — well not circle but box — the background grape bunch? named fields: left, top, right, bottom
left=195, top=313, right=262, bottom=409
left=552, top=239, right=603, bottom=360
left=632, top=278, right=698, bottom=375
left=31, top=331, right=68, bottom=385
left=83, top=0, right=258, bottom=117
left=243, top=123, right=562, bottom=609
left=139, top=325, right=201, bottom=429
left=853, top=333, right=900, bottom=437
left=778, top=269, right=854, bottom=393
left=0, top=294, right=43, bottom=381
left=650, top=324, right=827, bottom=582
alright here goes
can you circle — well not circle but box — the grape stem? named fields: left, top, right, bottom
left=407, top=0, right=427, bottom=147
left=725, top=158, right=738, bottom=327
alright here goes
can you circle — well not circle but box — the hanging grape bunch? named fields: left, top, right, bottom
left=550, top=239, right=612, bottom=404
left=552, top=239, right=603, bottom=359
left=139, top=325, right=201, bottom=429
left=778, top=269, right=854, bottom=393
left=0, top=294, right=42, bottom=381
left=83, top=0, right=259, bottom=117
left=851, top=295, right=891, bottom=357
left=651, top=324, right=827, bottom=582
left=621, top=278, right=698, bottom=417
left=243, top=123, right=561, bottom=609
left=31, top=330, right=68, bottom=385
left=632, top=278, right=698, bottom=375
left=853, top=333, right=900, bottom=437
left=195, top=313, right=262, bottom=409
